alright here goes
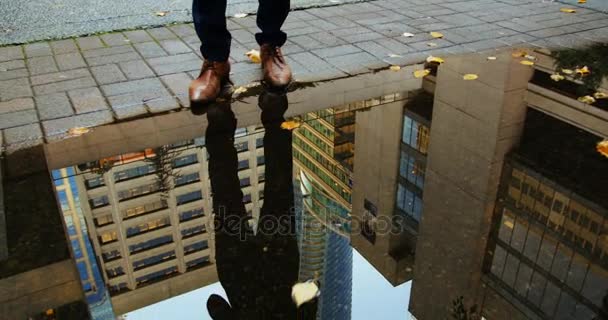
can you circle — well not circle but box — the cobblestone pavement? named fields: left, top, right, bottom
left=0, top=0, right=607, bottom=152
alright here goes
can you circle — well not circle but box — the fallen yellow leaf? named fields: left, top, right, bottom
left=426, top=42, right=438, bottom=47
left=430, top=31, right=444, bottom=38
left=281, top=120, right=301, bottom=130
left=593, top=92, right=607, bottom=99
left=577, top=95, right=596, bottom=104
left=578, top=0, right=586, bottom=3
left=597, top=140, right=608, bottom=158
left=413, top=69, right=431, bottom=78
left=520, top=60, right=534, bottom=66
left=389, top=65, right=401, bottom=71
left=155, top=11, right=169, bottom=17
left=560, top=8, right=576, bottom=13
left=388, top=53, right=403, bottom=58
left=463, top=74, right=478, bottom=80
left=426, top=56, right=445, bottom=64
left=45, top=309, right=54, bottom=316
left=512, top=50, right=527, bottom=58
left=562, top=68, right=574, bottom=75
left=402, top=32, right=415, bottom=38
left=233, top=86, right=247, bottom=94
left=487, top=56, right=497, bottom=61
left=245, top=49, right=261, bottom=63
left=576, top=66, right=590, bottom=76
left=234, top=13, right=248, bottom=18
left=550, top=74, right=565, bottom=81
left=67, top=127, right=91, bottom=136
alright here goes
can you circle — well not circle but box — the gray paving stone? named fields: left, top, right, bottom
left=33, top=77, right=97, bottom=96
left=101, top=33, right=129, bottom=46
left=0, top=59, right=25, bottom=71
left=134, top=42, right=168, bottom=58
left=0, top=78, right=32, bottom=101
left=50, top=39, right=78, bottom=54
left=181, top=35, right=202, bottom=53
left=231, top=29, right=255, bottom=44
left=86, top=52, right=141, bottom=67
left=101, top=78, right=165, bottom=96
left=27, top=56, right=59, bottom=75
left=435, top=13, right=485, bottom=27
left=289, top=52, right=341, bottom=74
left=233, top=16, right=258, bottom=29
left=107, top=94, right=149, bottom=119
left=286, top=26, right=322, bottom=37
left=304, top=19, right=341, bottom=31
left=146, top=53, right=202, bottom=76
left=56, top=52, right=87, bottom=71
left=30, top=68, right=90, bottom=86
left=340, top=31, right=385, bottom=43
left=76, top=36, right=105, bottom=50
left=0, top=109, right=38, bottom=129
left=35, top=92, right=74, bottom=120
left=370, top=22, right=419, bottom=37
left=325, top=51, right=384, bottom=75
left=4, top=123, right=43, bottom=151
left=147, top=27, right=178, bottom=41
left=0, top=47, right=23, bottom=62
left=312, top=44, right=361, bottom=59
left=82, top=45, right=135, bottom=58
left=68, top=87, right=109, bottom=113
left=119, top=60, right=155, bottom=80
left=42, top=110, right=114, bottom=139
left=90, top=64, right=126, bottom=85
left=0, top=98, right=35, bottom=114
left=168, top=24, right=197, bottom=38
left=123, top=30, right=154, bottom=43
left=308, top=32, right=348, bottom=48
left=0, top=69, right=28, bottom=81
left=160, top=73, right=191, bottom=107
left=24, top=42, right=52, bottom=57
left=281, top=42, right=305, bottom=55
left=289, top=35, right=324, bottom=50
left=159, top=39, right=192, bottom=55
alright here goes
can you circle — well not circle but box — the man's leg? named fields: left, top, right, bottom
left=190, top=0, right=232, bottom=106
left=256, top=0, right=292, bottom=88
left=193, top=0, right=231, bottom=61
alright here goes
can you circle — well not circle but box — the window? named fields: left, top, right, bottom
left=114, top=164, right=155, bottom=182
left=179, top=208, right=204, bottom=222
left=256, top=138, right=264, bottom=148
left=99, top=231, right=118, bottom=244
left=129, top=235, right=173, bottom=254
left=184, top=240, right=208, bottom=254
left=123, top=200, right=167, bottom=219
left=86, top=176, right=105, bottom=189
left=175, top=172, right=200, bottom=187
left=172, top=154, right=198, bottom=168
left=238, top=159, right=249, bottom=171
left=136, top=266, right=178, bottom=286
left=176, top=190, right=203, bottom=205
left=257, top=155, right=265, bottom=165
left=94, top=214, right=113, bottom=227
left=240, top=177, right=251, bottom=188
left=181, top=225, right=206, bottom=238
left=90, top=195, right=109, bottom=208
left=362, top=220, right=375, bottom=244
left=117, top=182, right=160, bottom=201
left=186, top=256, right=210, bottom=270
left=132, top=251, right=175, bottom=270
left=106, top=266, right=125, bottom=278
left=243, top=194, right=252, bottom=204
left=126, top=217, right=171, bottom=238
left=364, top=199, right=377, bottom=217
left=102, top=249, right=121, bottom=262
left=235, top=141, right=248, bottom=153
left=402, top=115, right=430, bottom=155
left=71, top=239, right=83, bottom=259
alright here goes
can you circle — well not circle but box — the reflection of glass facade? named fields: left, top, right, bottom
left=396, top=100, right=432, bottom=227
left=486, top=158, right=608, bottom=319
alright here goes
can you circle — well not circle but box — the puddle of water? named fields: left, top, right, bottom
left=1, top=46, right=608, bottom=320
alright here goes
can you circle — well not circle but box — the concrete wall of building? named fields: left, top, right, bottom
left=111, top=264, right=218, bottom=315
left=0, top=260, right=84, bottom=318
left=409, top=50, right=534, bottom=319
left=351, top=99, right=414, bottom=286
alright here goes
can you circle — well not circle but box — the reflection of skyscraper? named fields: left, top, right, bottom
left=484, top=109, right=608, bottom=319
left=52, top=127, right=266, bottom=315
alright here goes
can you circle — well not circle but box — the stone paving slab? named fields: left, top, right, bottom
left=0, top=0, right=607, bottom=152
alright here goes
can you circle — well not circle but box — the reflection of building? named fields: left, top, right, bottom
left=483, top=109, right=608, bottom=319
left=53, top=167, right=115, bottom=319
left=52, top=127, right=266, bottom=315
left=351, top=92, right=421, bottom=286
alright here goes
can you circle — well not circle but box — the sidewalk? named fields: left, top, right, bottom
left=1, top=0, right=607, bottom=152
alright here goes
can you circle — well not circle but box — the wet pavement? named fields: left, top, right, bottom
left=0, top=38, right=607, bottom=320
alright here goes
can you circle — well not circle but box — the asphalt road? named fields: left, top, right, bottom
left=0, top=0, right=355, bottom=45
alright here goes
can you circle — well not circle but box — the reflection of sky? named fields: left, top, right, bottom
left=126, top=248, right=412, bottom=319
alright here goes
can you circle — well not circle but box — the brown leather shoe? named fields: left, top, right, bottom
left=189, top=60, right=230, bottom=106
left=260, top=44, right=292, bottom=88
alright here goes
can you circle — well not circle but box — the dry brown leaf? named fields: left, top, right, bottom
left=390, top=65, right=401, bottom=71
left=560, top=8, right=576, bottom=13
left=577, top=95, right=596, bottom=104
left=550, top=74, right=565, bottom=81
left=430, top=31, right=444, bottom=38
left=593, top=92, right=607, bottom=99
left=463, top=74, right=478, bottom=80
left=67, top=127, right=90, bottom=137
left=245, top=49, right=261, bottom=63
left=597, top=140, right=608, bottom=158
left=520, top=60, right=534, bottom=66
left=413, top=69, right=431, bottom=78
left=426, top=56, right=445, bottom=64
left=155, top=11, right=169, bottom=17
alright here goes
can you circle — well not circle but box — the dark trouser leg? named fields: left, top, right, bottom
left=255, top=0, right=290, bottom=46
left=193, top=0, right=231, bottom=61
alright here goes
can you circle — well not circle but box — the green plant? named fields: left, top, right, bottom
left=552, top=43, right=608, bottom=95
left=451, top=296, right=479, bottom=320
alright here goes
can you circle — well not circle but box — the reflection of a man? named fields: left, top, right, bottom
left=205, top=90, right=316, bottom=319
